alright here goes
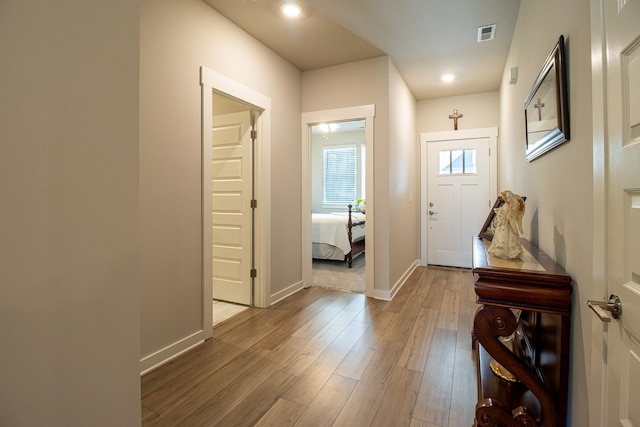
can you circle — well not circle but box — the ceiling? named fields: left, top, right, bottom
left=203, top=0, right=521, bottom=100
left=310, top=119, right=365, bottom=134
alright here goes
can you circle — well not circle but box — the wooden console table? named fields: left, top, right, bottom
left=471, top=237, right=572, bottom=427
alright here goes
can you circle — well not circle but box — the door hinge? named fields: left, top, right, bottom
left=251, top=199, right=257, bottom=208
left=250, top=269, right=257, bottom=278
left=251, top=130, right=257, bottom=140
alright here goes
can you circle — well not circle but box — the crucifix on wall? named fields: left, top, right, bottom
left=449, top=109, right=463, bottom=130
left=533, top=98, right=545, bottom=121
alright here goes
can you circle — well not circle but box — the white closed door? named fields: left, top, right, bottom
left=596, top=0, right=640, bottom=424
left=425, top=136, right=491, bottom=268
left=211, top=111, right=253, bottom=305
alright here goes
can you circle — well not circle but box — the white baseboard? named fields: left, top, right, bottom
left=270, top=280, right=305, bottom=305
left=373, top=260, right=419, bottom=301
left=140, top=279, right=306, bottom=375
left=140, top=330, right=205, bottom=375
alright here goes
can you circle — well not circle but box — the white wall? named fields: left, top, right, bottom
left=388, top=61, right=419, bottom=286
left=140, top=0, right=302, bottom=363
left=303, top=57, right=392, bottom=292
left=415, top=92, right=500, bottom=263
left=303, top=56, right=418, bottom=296
left=416, top=91, right=500, bottom=134
left=0, top=0, right=141, bottom=425
left=499, top=0, right=594, bottom=425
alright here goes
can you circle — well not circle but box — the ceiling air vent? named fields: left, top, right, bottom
left=477, top=24, right=496, bottom=42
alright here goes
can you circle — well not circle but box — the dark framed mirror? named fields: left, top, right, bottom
left=524, top=35, right=570, bottom=161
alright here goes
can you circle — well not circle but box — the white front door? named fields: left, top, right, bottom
left=594, top=0, right=640, bottom=424
left=211, top=111, right=253, bottom=305
left=421, top=129, right=496, bottom=268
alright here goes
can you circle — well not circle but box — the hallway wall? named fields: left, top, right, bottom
left=0, top=0, right=141, bottom=424
left=498, top=0, right=594, bottom=424
left=302, top=57, right=418, bottom=296
left=140, top=0, right=302, bottom=363
left=416, top=91, right=500, bottom=134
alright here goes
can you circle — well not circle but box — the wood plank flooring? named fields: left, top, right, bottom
left=141, top=266, right=478, bottom=426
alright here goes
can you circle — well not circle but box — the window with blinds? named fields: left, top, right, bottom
left=323, top=145, right=357, bottom=205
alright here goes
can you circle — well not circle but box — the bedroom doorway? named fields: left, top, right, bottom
left=302, top=105, right=375, bottom=297
left=310, top=120, right=366, bottom=292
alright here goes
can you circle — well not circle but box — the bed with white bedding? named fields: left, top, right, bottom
left=311, top=206, right=365, bottom=268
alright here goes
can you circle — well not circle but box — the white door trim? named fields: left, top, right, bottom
left=200, top=67, right=272, bottom=340
left=301, top=105, right=375, bottom=297
left=589, top=2, right=608, bottom=423
left=419, top=127, right=498, bottom=266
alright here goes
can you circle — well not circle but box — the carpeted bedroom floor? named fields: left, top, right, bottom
left=312, top=254, right=365, bottom=293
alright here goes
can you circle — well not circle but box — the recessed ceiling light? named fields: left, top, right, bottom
left=441, top=74, right=455, bottom=82
left=281, top=3, right=301, bottom=18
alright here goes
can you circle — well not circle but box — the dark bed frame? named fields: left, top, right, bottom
left=346, top=204, right=365, bottom=268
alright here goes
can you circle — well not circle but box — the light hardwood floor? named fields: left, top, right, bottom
left=141, top=266, right=478, bottom=426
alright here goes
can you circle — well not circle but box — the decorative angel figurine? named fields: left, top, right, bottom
left=488, top=191, right=525, bottom=259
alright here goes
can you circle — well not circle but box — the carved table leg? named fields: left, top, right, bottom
left=474, top=305, right=558, bottom=427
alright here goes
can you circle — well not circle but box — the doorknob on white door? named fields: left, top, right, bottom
left=587, top=294, right=622, bottom=322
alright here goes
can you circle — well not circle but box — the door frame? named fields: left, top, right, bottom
left=589, top=0, right=608, bottom=422
left=200, top=66, right=272, bottom=339
left=419, top=127, right=497, bottom=265
left=301, top=105, right=375, bottom=297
